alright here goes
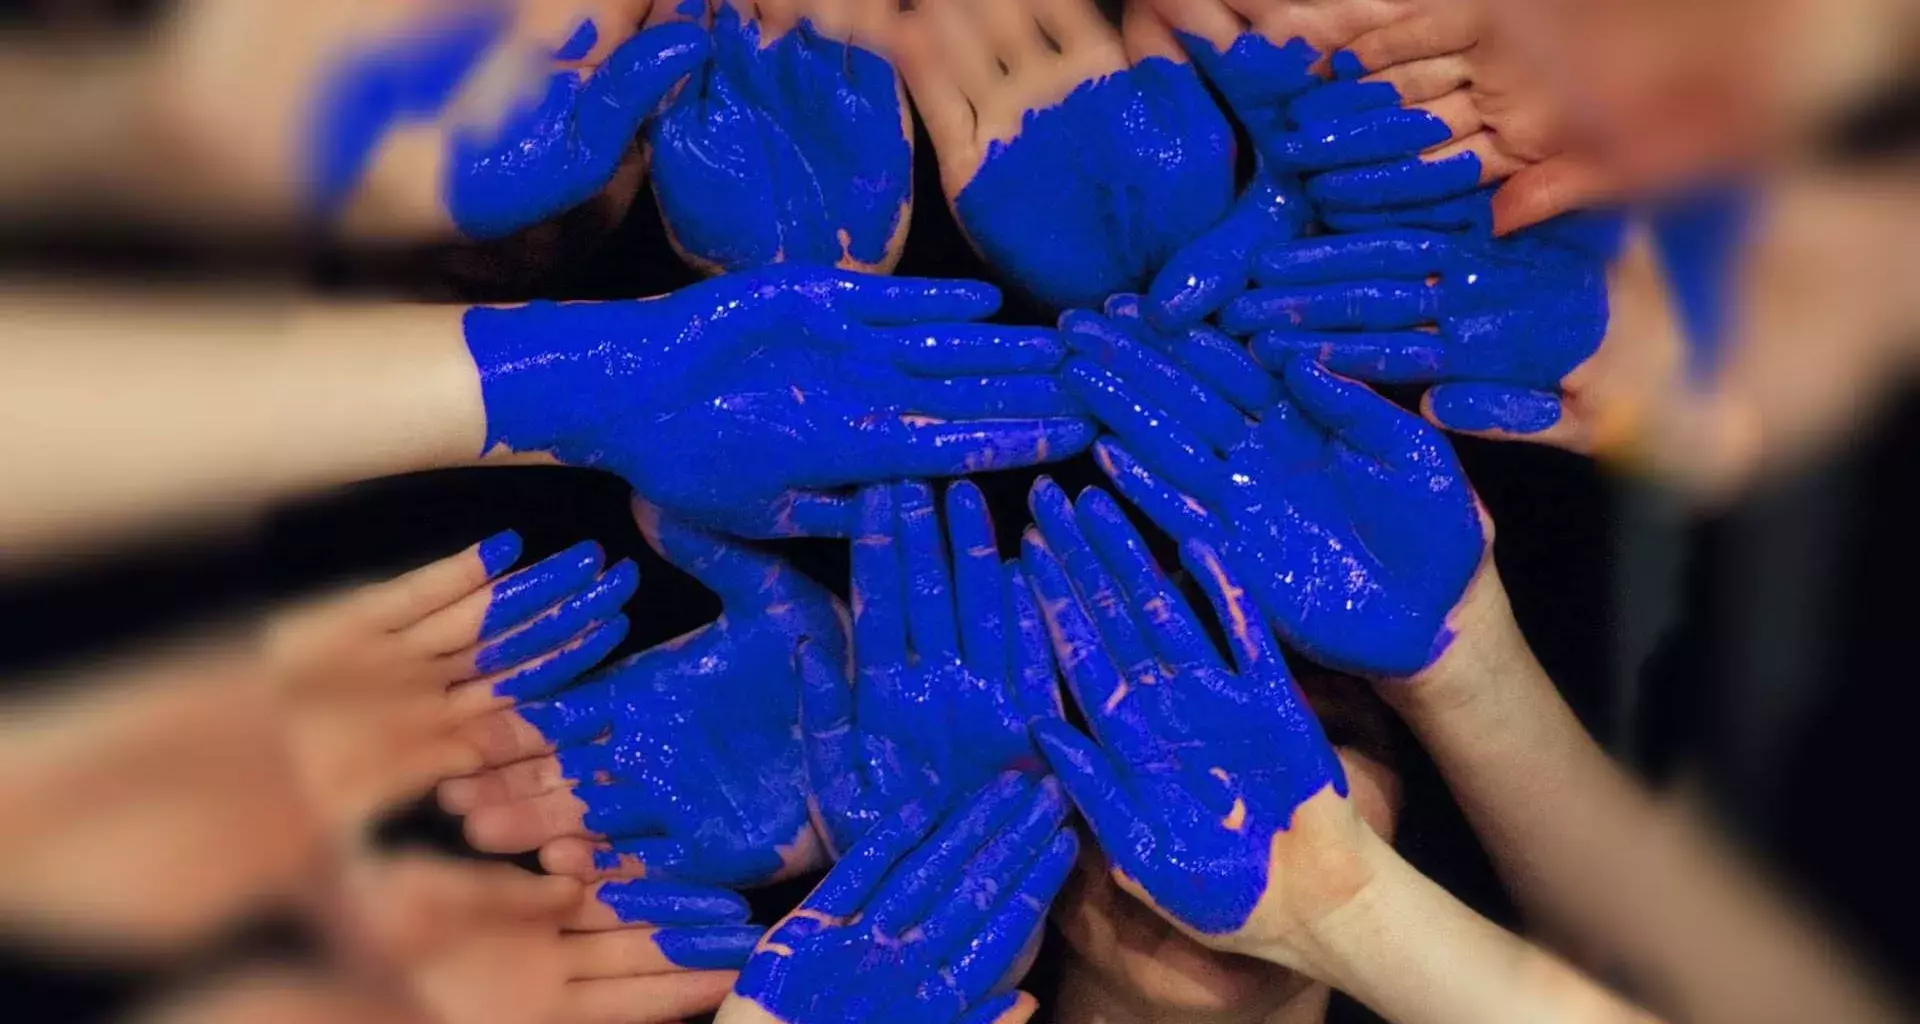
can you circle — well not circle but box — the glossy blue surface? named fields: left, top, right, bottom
left=1060, top=311, right=1485, bottom=677
left=474, top=528, right=524, bottom=578
left=554, top=19, right=599, bottom=61
left=1021, top=479, right=1346, bottom=936
left=733, top=774, right=1077, bottom=1021
left=468, top=539, right=637, bottom=699
left=1145, top=163, right=1313, bottom=330
left=310, top=14, right=708, bottom=238
left=1172, top=31, right=1319, bottom=154
left=473, top=560, right=637, bottom=677
left=590, top=879, right=764, bottom=968
left=954, top=57, right=1234, bottom=311
left=512, top=513, right=843, bottom=887
left=478, top=539, right=601, bottom=639
left=648, top=7, right=912, bottom=272
left=802, top=481, right=1061, bottom=858
left=465, top=266, right=1092, bottom=538
left=1235, top=215, right=1618, bottom=437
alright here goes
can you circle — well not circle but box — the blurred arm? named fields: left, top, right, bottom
left=1386, top=567, right=1908, bottom=1024
left=0, top=285, right=489, bottom=555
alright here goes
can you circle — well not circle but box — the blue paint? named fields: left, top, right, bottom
left=309, top=15, right=707, bottom=238
left=1308, top=151, right=1483, bottom=211
left=953, top=57, right=1234, bottom=311
left=647, top=9, right=912, bottom=273
left=473, top=559, right=637, bottom=675
left=465, top=266, right=1091, bottom=538
left=1274, top=106, right=1452, bottom=172
left=1145, top=163, right=1312, bottom=330
left=733, top=774, right=1077, bottom=1021
left=1172, top=32, right=1320, bottom=152
left=480, top=540, right=604, bottom=639
left=652, top=924, right=764, bottom=968
left=801, top=482, right=1061, bottom=858
left=1320, top=187, right=1495, bottom=236
left=1650, top=182, right=1755, bottom=379
left=1021, top=478, right=1348, bottom=937
left=554, top=20, right=598, bottom=61
left=1059, top=313, right=1486, bottom=677
left=511, top=514, right=843, bottom=887
left=1424, top=382, right=1563, bottom=433
left=594, top=878, right=752, bottom=924
left=1233, top=215, right=1618, bottom=438
left=487, top=614, right=629, bottom=699
left=475, top=528, right=523, bottom=577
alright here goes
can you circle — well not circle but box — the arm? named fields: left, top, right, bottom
left=1388, top=567, right=1908, bottom=1024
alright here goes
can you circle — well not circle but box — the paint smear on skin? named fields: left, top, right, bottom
left=654, top=925, right=765, bottom=969
left=477, top=528, right=524, bottom=577
left=648, top=10, right=911, bottom=272
left=1428, top=383, right=1563, bottom=434
left=955, top=58, right=1235, bottom=311
left=554, top=19, right=599, bottom=61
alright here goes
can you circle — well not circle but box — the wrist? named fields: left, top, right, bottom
left=1387, top=558, right=1529, bottom=718
left=462, top=300, right=651, bottom=462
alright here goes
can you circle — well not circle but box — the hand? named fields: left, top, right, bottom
left=800, top=480, right=1061, bottom=858
left=269, top=529, right=635, bottom=837
left=1059, top=305, right=1487, bottom=678
left=646, top=0, right=914, bottom=274
left=303, top=5, right=708, bottom=240
left=715, top=773, right=1077, bottom=1024
left=896, top=0, right=1235, bottom=311
left=441, top=507, right=838, bottom=887
left=1018, top=478, right=1374, bottom=970
left=1144, top=162, right=1314, bottom=331
left=467, top=266, right=1092, bottom=538
left=334, top=856, right=756, bottom=1024
left=1232, top=216, right=1655, bottom=453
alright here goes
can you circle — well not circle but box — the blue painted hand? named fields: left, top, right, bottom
left=896, top=0, right=1234, bottom=311
left=1233, top=215, right=1636, bottom=451
left=567, top=878, right=766, bottom=972
left=801, top=481, right=1062, bottom=859
left=442, top=505, right=845, bottom=888
left=1058, top=306, right=1487, bottom=677
left=466, top=266, right=1094, bottom=538
left=1020, top=478, right=1375, bottom=965
left=309, top=9, right=709, bottom=239
left=1144, top=162, right=1313, bottom=331
left=647, top=0, right=915, bottom=275
left=716, top=773, right=1077, bottom=1024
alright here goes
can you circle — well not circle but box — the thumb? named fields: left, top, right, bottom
left=575, top=22, right=711, bottom=151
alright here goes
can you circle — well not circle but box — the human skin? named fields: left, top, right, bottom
left=0, top=269, right=1088, bottom=556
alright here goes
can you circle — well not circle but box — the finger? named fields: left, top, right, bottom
left=563, top=836, right=698, bottom=883
left=572, top=880, right=752, bottom=929
left=1322, top=187, right=1494, bottom=235
left=1005, top=563, right=1060, bottom=724
left=448, top=705, right=562, bottom=770
left=874, top=324, right=1067, bottom=375
left=1308, top=151, right=1486, bottom=211
left=958, top=991, right=1040, bottom=1024
left=1029, top=480, right=1163, bottom=714
left=1270, top=107, right=1452, bottom=173
left=1072, top=487, right=1218, bottom=672
left=1060, top=310, right=1246, bottom=454
left=853, top=484, right=908, bottom=667
left=896, top=11, right=978, bottom=152
left=438, top=754, right=569, bottom=814
left=1029, top=719, right=1152, bottom=867
left=946, top=480, right=1007, bottom=682
left=560, top=972, right=738, bottom=1024
left=634, top=506, right=783, bottom=608
left=468, top=560, right=638, bottom=676
left=896, top=480, right=961, bottom=664
left=919, top=776, right=1067, bottom=955
left=1251, top=230, right=1451, bottom=286
left=890, top=370, right=1086, bottom=422
left=1491, top=154, right=1624, bottom=236
left=1111, top=295, right=1280, bottom=415
left=1222, top=280, right=1438, bottom=334
left=565, top=924, right=760, bottom=977
left=1359, top=52, right=1475, bottom=106
left=796, top=635, right=859, bottom=841
left=1034, top=0, right=1117, bottom=51
left=1251, top=330, right=1452, bottom=383
left=821, top=273, right=1004, bottom=325
left=456, top=614, right=629, bottom=701
left=868, top=417, right=1097, bottom=479
left=349, top=530, right=518, bottom=632
left=1178, top=538, right=1286, bottom=683
left=1281, top=355, right=1435, bottom=460
left=1422, top=381, right=1569, bottom=440
left=945, top=828, right=1076, bottom=1002
left=574, top=22, right=712, bottom=153
left=798, top=796, right=941, bottom=918
left=1019, top=524, right=1140, bottom=756
left=464, top=789, right=592, bottom=852
left=1144, top=214, right=1259, bottom=332
left=1061, top=360, right=1222, bottom=501
left=1089, top=440, right=1230, bottom=548
left=766, top=489, right=861, bottom=538
left=1341, top=10, right=1479, bottom=76
left=866, top=771, right=1035, bottom=935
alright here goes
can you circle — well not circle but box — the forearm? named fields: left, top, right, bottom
left=0, top=286, right=487, bottom=555
left=0, top=42, right=148, bottom=220
left=1295, top=830, right=1660, bottom=1024
left=1388, top=567, right=1905, bottom=1024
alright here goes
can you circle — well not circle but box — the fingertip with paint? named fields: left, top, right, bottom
left=477, top=529, right=523, bottom=577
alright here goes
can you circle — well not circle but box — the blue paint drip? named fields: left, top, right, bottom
left=734, top=776, right=1077, bottom=1021
left=1060, top=312, right=1486, bottom=678
left=653, top=924, right=764, bottom=968
left=509, top=516, right=844, bottom=887
left=479, top=540, right=603, bottom=640
left=464, top=266, right=1089, bottom=539
left=474, top=559, right=637, bottom=675
left=647, top=11, right=911, bottom=272
left=476, top=528, right=523, bottom=577
left=1022, top=479, right=1349, bottom=937
left=554, top=19, right=598, bottom=61
left=954, top=57, right=1235, bottom=311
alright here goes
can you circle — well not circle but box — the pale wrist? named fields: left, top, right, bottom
left=1387, top=560, right=1530, bottom=718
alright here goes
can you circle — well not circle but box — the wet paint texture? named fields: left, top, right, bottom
left=1022, top=479, right=1347, bottom=936
left=466, top=538, right=637, bottom=699
left=1060, top=308, right=1484, bottom=677
left=732, top=775, right=1077, bottom=1021
left=513, top=515, right=844, bottom=887
left=802, top=482, right=1061, bottom=858
left=310, top=15, right=709, bottom=238
left=591, top=879, right=764, bottom=969
left=1146, top=164, right=1313, bottom=330
left=476, top=528, right=524, bottom=577
left=648, top=6, right=912, bottom=272
left=465, top=266, right=1093, bottom=538
left=1234, top=213, right=1621, bottom=438
left=954, top=58, right=1234, bottom=311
